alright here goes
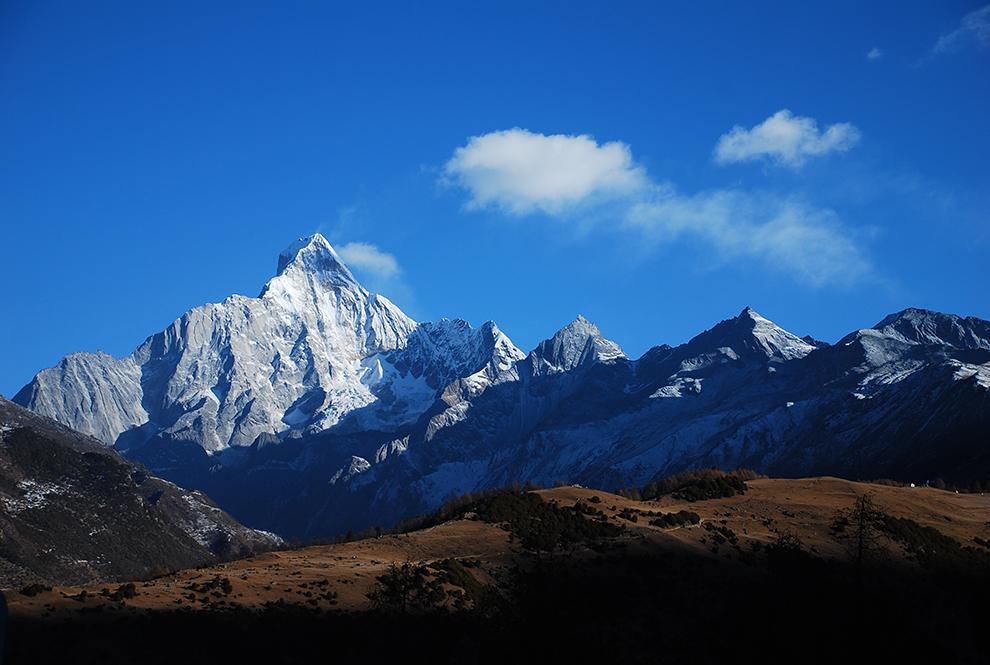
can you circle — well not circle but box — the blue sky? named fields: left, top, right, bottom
left=2, top=1, right=988, bottom=396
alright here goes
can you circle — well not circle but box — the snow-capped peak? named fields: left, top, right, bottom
left=558, top=315, right=597, bottom=338
left=685, top=307, right=815, bottom=363
left=272, top=233, right=359, bottom=289
left=18, top=233, right=425, bottom=451
left=869, top=308, right=990, bottom=350
left=530, top=315, right=626, bottom=374
left=744, top=308, right=816, bottom=360
left=257, top=234, right=418, bottom=348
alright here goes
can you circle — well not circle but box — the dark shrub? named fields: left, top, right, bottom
left=882, top=516, right=990, bottom=574
left=109, top=583, right=137, bottom=601
left=184, top=576, right=232, bottom=596
left=703, top=522, right=738, bottom=545
left=649, top=510, right=701, bottom=528
left=367, top=562, right=446, bottom=613
left=429, top=558, right=491, bottom=608
left=640, top=468, right=761, bottom=502
left=18, top=584, right=51, bottom=597
left=467, top=490, right=622, bottom=555
left=765, top=531, right=815, bottom=574
left=618, top=508, right=639, bottom=523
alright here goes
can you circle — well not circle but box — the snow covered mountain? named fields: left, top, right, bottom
left=13, top=235, right=990, bottom=539
left=16, top=234, right=521, bottom=452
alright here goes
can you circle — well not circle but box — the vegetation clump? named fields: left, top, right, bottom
left=366, top=562, right=446, bottom=613
left=394, top=486, right=623, bottom=557
left=648, top=510, right=701, bottom=529
left=18, top=584, right=51, bottom=597
left=703, top=522, right=739, bottom=545
left=617, top=508, right=639, bottom=522
left=571, top=500, right=610, bottom=522
left=628, top=468, right=761, bottom=502
left=184, top=575, right=233, bottom=597
left=881, top=516, right=990, bottom=574
left=428, top=558, right=491, bottom=610
left=764, top=531, right=815, bottom=573
left=393, top=482, right=543, bottom=534
left=465, top=489, right=623, bottom=556
left=103, top=583, right=137, bottom=601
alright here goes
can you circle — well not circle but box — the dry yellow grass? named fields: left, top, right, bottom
left=8, top=518, right=512, bottom=617
left=9, top=477, right=989, bottom=619
left=539, top=477, right=990, bottom=559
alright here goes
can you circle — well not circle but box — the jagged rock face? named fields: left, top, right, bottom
left=12, top=235, right=990, bottom=540
left=529, top=315, right=626, bottom=375
left=0, top=398, right=279, bottom=587
left=867, top=308, right=990, bottom=350
left=15, top=235, right=521, bottom=452
left=14, top=351, right=148, bottom=450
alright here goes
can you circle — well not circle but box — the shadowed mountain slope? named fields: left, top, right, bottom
left=0, top=398, right=279, bottom=588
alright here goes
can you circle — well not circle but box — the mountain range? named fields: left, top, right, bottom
left=13, top=234, right=990, bottom=538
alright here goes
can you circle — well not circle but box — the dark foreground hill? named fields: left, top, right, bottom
left=0, top=398, right=279, bottom=588
left=6, top=476, right=990, bottom=664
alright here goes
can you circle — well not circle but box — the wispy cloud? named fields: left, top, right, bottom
left=867, top=47, right=883, bottom=61
left=337, top=242, right=401, bottom=279
left=627, top=189, right=871, bottom=288
left=443, top=127, right=873, bottom=288
left=933, top=4, right=990, bottom=54
left=714, top=110, right=861, bottom=169
left=442, top=128, right=647, bottom=215
left=314, top=209, right=420, bottom=312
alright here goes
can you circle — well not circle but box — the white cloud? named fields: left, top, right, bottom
left=442, top=128, right=647, bottom=215
left=337, top=242, right=400, bottom=279
left=713, top=110, right=861, bottom=168
left=867, top=47, right=883, bottom=60
left=626, top=189, right=871, bottom=288
left=934, top=4, right=990, bottom=53
left=443, top=122, right=874, bottom=288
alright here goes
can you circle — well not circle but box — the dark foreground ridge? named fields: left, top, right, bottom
left=7, top=539, right=989, bottom=665
left=5, top=478, right=990, bottom=665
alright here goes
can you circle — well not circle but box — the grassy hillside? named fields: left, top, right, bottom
left=6, top=477, right=990, bottom=664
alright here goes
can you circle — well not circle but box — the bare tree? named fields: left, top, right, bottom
left=831, top=493, right=888, bottom=580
